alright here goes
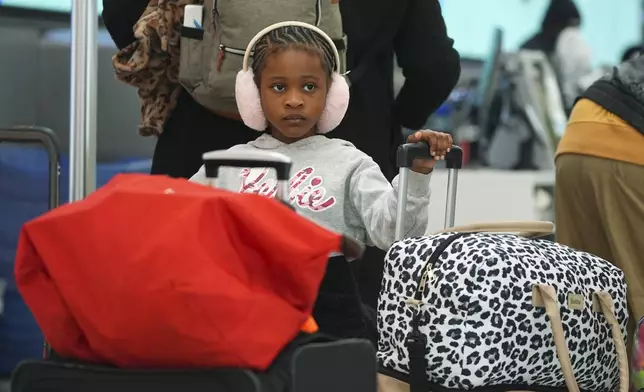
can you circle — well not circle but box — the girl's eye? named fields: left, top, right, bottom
left=303, top=83, right=317, bottom=92
left=271, top=84, right=285, bottom=92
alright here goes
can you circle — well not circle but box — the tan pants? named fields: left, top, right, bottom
left=555, top=153, right=644, bottom=357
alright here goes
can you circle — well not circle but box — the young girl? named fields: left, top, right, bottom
left=191, top=23, right=452, bottom=249
left=190, top=23, right=452, bottom=341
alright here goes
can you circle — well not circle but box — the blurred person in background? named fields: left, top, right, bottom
left=555, top=55, right=644, bottom=359
left=622, top=44, right=644, bottom=62
left=102, top=0, right=460, bottom=309
left=521, top=0, right=592, bottom=111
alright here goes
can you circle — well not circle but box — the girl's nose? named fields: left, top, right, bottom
left=284, top=90, right=304, bottom=108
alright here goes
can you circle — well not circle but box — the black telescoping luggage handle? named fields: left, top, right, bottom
left=0, top=126, right=61, bottom=210
left=202, top=150, right=293, bottom=180
left=396, top=142, right=463, bottom=169
left=202, top=150, right=293, bottom=202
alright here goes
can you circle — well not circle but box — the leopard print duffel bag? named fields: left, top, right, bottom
left=377, top=222, right=629, bottom=392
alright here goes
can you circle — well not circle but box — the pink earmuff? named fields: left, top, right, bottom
left=236, top=70, right=267, bottom=131
left=235, top=21, right=350, bottom=134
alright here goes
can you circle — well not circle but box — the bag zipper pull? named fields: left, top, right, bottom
left=405, top=297, right=422, bottom=307
left=417, top=268, right=433, bottom=298
left=217, top=45, right=225, bottom=72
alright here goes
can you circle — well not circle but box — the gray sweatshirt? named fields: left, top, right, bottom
left=190, top=134, right=431, bottom=250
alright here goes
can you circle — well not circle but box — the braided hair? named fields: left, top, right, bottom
left=251, top=25, right=336, bottom=86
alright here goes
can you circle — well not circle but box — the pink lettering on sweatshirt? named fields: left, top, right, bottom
left=239, top=167, right=336, bottom=212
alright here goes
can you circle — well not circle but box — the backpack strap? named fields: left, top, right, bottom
left=346, top=2, right=407, bottom=87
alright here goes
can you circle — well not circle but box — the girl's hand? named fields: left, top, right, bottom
left=406, top=130, right=453, bottom=174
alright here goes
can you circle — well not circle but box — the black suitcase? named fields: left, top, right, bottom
left=12, top=336, right=377, bottom=392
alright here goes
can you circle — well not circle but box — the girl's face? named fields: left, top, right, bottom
left=258, top=48, right=329, bottom=143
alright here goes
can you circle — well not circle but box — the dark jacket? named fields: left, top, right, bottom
left=102, top=0, right=460, bottom=181
left=334, top=0, right=460, bottom=180
left=582, top=56, right=644, bottom=135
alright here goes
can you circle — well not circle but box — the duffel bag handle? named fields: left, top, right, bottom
left=533, top=284, right=580, bottom=392
left=533, top=285, right=628, bottom=392
left=432, top=221, right=554, bottom=238
left=595, top=292, right=629, bottom=392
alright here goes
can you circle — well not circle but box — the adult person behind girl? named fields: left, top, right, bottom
left=190, top=22, right=453, bottom=341
left=101, top=0, right=459, bottom=181
left=555, top=55, right=644, bottom=359
left=521, top=0, right=592, bottom=111
left=102, top=0, right=258, bottom=179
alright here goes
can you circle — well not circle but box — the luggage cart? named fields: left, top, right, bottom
left=0, top=127, right=60, bottom=373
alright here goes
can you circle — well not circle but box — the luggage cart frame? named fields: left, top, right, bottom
left=0, top=126, right=61, bottom=359
left=0, top=126, right=61, bottom=210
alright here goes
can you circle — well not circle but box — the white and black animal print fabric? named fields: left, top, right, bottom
left=377, top=233, right=627, bottom=392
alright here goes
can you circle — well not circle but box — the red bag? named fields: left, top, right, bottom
left=15, top=174, right=347, bottom=369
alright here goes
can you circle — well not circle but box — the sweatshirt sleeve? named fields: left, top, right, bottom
left=101, top=0, right=148, bottom=50
left=349, top=156, right=431, bottom=250
left=393, top=0, right=461, bottom=130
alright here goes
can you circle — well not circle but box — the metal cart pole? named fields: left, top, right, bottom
left=69, top=0, right=98, bottom=202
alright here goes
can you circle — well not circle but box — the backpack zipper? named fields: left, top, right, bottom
left=212, top=0, right=321, bottom=27
left=217, top=45, right=247, bottom=72
left=214, top=0, right=321, bottom=72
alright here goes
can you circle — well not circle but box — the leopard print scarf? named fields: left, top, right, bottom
left=112, top=0, right=195, bottom=137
